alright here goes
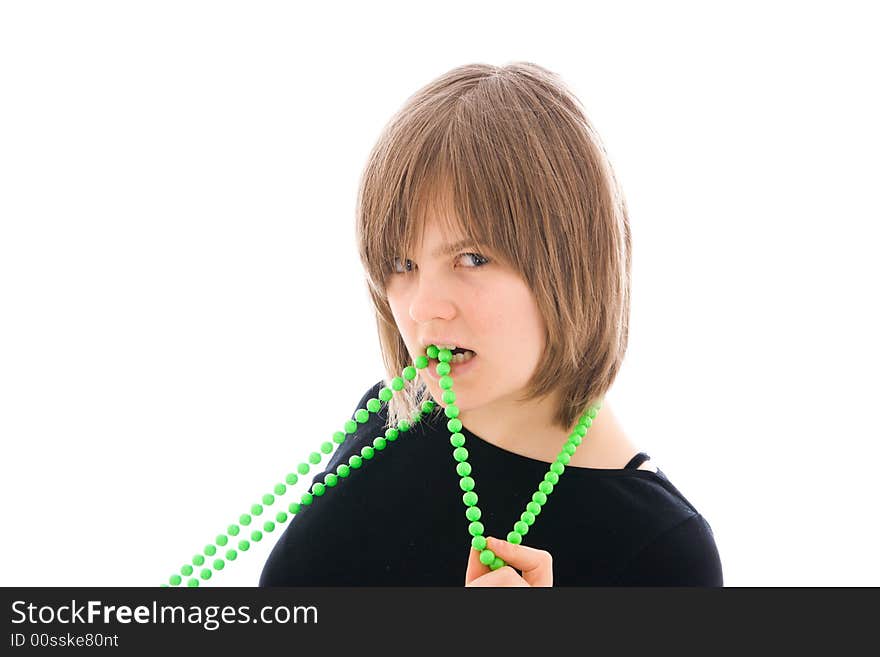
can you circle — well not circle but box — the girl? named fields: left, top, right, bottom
left=260, top=62, right=722, bottom=587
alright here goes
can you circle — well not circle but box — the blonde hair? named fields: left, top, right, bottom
left=355, top=62, right=631, bottom=433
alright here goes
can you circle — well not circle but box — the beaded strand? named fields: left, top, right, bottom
left=161, top=345, right=599, bottom=586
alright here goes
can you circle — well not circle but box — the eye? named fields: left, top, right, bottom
left=389, top=252, right=490, bottom=274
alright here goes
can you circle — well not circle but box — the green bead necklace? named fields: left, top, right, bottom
left=161, top=344, right=600, bottom=587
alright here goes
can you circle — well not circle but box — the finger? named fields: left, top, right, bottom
left=484, top=536, right=553, bottom=587
left=466, top=566, right=530, bottom=587
left=464, top=546, right=490, bottom=586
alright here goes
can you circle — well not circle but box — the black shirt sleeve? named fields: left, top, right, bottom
left=613, top=513, right=724, bottom=586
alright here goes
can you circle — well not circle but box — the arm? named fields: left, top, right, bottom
left=614, top=513, right=724, bottom=586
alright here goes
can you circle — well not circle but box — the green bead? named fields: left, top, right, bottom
left=415, top=355, right=428, bottom=369
left=325, top=473, right=338, bottom=487
left=521, top=511, right=536, bottom=525
left=321, top=441, right=334, bottom=454
left=263, top=521, right=275, bottom=532
left=563, top=443, right=576, bottom=455
left=227, top=524, right=240, bottom=536
left=514, top=521, right=529, bottom=535
left=286, top=473, right=299, bottom=485
left=251, top=530, right=262, bottom=542
left=558, top=452, right=571, bottom=465
left=337, top=464, right=350, bottom=478
left=444, top=404, right=460, bottom=419
left=169, top=574, right=182, bottom=586
left=575, top=423, right=587, bottom=436
left=411, top=411, right=423, bottom=423
left=333, top=431, right=346, bottom=444
left=453, top=446, right=469, bottom=462
left=442, top=390, right=456, bottom=403
left=420, top=400, right=434, bottom=413
left=379, top=386, right=393, bottom=401
left=398, top=420, right=411, bottom=432
left=238, top=540, right=250, bottom=551
left=391, top=376, right=405, bottom=391
left=506, top=531, right=522, bottom=545
left=251, top=504, right=263, bottom=516
left=439, top=375, right=453, bottom=390
left=385, top=428, right=399, bottom=441
left=344, top=420, right=358, bottom=434
left=373, top=437, right=387, bottom=451
left=297, top=463, right=310, bottom=475
left=193, top=554, right=205, bottom=566
left=587, top=408, right=598, bottom=419
left=447, top=418, right=462, bottom=433
left=262, top=494, right=275, bottom=506
left=466, top=506, right=482, bottom=521
left=438, top=348, right=452, bottom=363
left=527, top=501, right=542, bottom=515
left=204, top=545, right=216, bottom=557
left=539, top=480, right=554, bottom=495
left=226, top=549, right=237, bottom=561
left=309, top=452, right=322, bottom=464
left=301, top=492, right=313, bottom=505
left=181, top=564, right=193, bottom=576
left=437, top=361, right=451, bottom=376
left=463, top=491, right=478, bottom=506
left=239, top=514, right=252, bottom=526
left=361, top=446, right=375, bottom=460
left=456, top=461, right=472, bottom=477
left=490, top=557, right=506, bottom=571
left=544, top=471, right=559, bottom=485
left=200, top=568, right=212, bottom=580
left=349, top=455, right=362, bottom=469
left=213, top=559, right=225, bottom=570
left=471, top=535, right=487, bottom=551
left=276, top=511, right=288, bottom=523
left=187, top=578, right=199, bottom=587
left=215, top=534, right=228, bottom=547
left=367, top=397, right=381, bottom=412
left=450, top=433, right=466, bottom=447
left=479, top=549, right=495, bottom=566
left=426, top=345, right=439, bottom=358
left=403, top=366, right=417, bottom=380
left=569, top=434, right=582, bottom=446
left=355, top=408, right=370, bottom=423
left=459, top=476, right=475, bottom=492
left=274, top=483, right=286, bottom=495
left=550, top=462, right=565, bottom=475
left=312, top=482, right=325, bottom=496
left=288, top=502, right=301, bottom=514
left=532, top=491, right=548, bottom=505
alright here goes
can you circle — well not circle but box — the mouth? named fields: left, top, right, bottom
left=426, top=350, right=479, bottom=380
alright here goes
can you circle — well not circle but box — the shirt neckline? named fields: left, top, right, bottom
left=458, top=423, right=658, bottom=476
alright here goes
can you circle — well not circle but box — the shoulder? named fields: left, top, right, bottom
left=355, top=379, right=386, bottom=411
left=319, top=379, right=387, bottom=477
left=615, top=513, right=723, bottom=586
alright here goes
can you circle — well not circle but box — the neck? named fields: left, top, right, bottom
left=457, top=389, right=636, bottom=469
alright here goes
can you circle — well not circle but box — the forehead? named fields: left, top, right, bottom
left=407, top=185, right=470, bottom=254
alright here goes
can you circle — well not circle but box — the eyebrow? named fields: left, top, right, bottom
left=431, top=239, right=479, bottom=259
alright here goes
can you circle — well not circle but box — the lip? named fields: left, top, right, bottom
left=426, top=353, right=479, bottom=381
left=422, top=340, right=476, bottom=353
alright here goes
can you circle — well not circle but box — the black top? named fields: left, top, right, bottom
left=259, top=380, right=723, bottom=586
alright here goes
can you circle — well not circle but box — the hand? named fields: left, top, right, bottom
left=465, top=536, right=553, bottom=587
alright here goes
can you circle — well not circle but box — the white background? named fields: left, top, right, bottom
left=1, top=1, right=877, bottom=587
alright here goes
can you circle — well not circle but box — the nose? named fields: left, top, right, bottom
left=408, top=276, right=457, bottom=324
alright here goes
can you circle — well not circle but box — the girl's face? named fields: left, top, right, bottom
left=385, top=211, right=548, bottom=414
